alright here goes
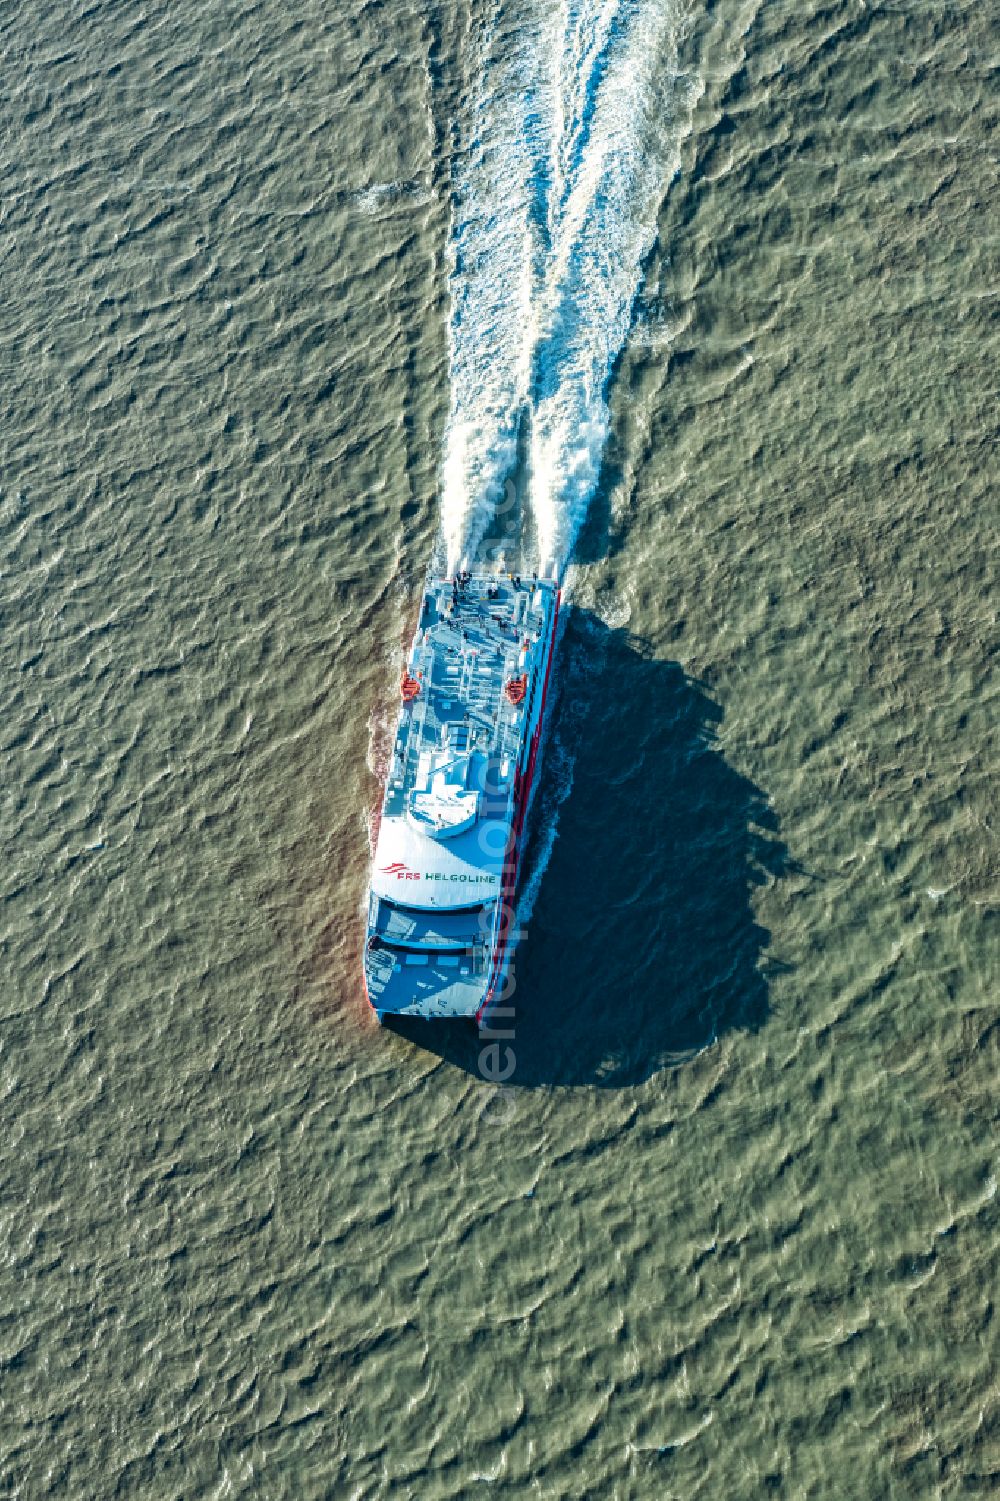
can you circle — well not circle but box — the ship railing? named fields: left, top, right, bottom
left=369, top=935, right=479, bottom=956
left=398, top=659, right=434, bottom=791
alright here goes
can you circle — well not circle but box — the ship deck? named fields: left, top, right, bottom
left=383, top=574, right=543, bottom=822
left=365, top=940, right=487, bottom=1019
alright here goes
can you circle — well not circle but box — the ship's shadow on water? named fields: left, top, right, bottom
left=388, top=608, right=792, bottom=1087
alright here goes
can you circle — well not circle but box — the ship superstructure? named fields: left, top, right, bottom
left=364, top=571, right=560, bottom=1021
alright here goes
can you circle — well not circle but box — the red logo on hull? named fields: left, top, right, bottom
left=379, top=862, right=420, bottom=880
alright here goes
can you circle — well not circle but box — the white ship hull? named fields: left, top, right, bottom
left=364, top=571, right=560, bottom=1021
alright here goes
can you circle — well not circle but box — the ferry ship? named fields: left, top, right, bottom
left=364, top=570, right=561, bottom=1022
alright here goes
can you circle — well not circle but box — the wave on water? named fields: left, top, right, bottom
left=441, top=0, right=693, bottom=575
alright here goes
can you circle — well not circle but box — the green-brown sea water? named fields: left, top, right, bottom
left=2, top=1, right=997, bottom=1496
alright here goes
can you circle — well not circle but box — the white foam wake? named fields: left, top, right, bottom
left=441, top=0, right=691, bottom=574
left=440, top=12, right=549, bottom=573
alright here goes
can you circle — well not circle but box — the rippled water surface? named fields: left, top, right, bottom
left=2, top=1, right=997, bottom=1496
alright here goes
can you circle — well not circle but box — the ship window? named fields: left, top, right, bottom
left=378, top=894, right=491, bottom=918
